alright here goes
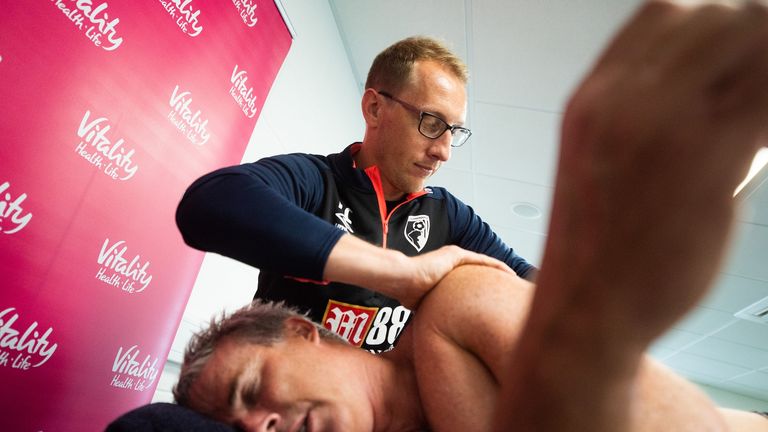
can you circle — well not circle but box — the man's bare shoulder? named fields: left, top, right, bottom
left=414, top=264, right=534, bottom=370
left=408, top=265, right=534, bottom=431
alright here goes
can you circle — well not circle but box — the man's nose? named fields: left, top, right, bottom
left=428, top=132, right=452, bottom=162
left=238, top=410, right=282, bottom=432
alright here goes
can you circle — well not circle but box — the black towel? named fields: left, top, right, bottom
left=105, top=402, right=236, bottom=432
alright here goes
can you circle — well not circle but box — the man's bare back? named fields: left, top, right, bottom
left=409, top=265, right=742, bottom=432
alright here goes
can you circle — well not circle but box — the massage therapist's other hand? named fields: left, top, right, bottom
left=540, top=0, right=768, bottom=342
left=325, top=235, right=516, bottom=309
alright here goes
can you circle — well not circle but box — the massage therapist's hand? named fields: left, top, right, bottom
left=397, top=245, right=516, bottom=309
left=538, top=0, right=768, bottom=343
left=324, top=235, right=515, bottom=309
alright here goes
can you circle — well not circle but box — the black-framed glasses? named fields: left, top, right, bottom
left=377, top=90, right=472, bottom=148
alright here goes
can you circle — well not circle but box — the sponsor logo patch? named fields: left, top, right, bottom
left=363, top=305, right=411, bottom=351
left=321, top=300, right=377, bottom=347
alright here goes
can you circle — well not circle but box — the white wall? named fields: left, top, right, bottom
left=152, top=0, right=363, bottom=403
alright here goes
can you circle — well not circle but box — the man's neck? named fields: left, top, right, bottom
left=352, top=143, right=408, bottom=202
left=372, top=330, right=425, bottom=431
left=369, top=357, right=425, bottom=431
left=351, top=141, right=374, bottom=170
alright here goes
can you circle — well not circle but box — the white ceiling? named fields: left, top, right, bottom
left=328, top=0, right=768, bottom=404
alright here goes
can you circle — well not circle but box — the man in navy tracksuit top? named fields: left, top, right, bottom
left=176, top=36, right=537, bottom=353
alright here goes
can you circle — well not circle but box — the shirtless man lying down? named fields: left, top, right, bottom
left=172, top=265, right=767, bottom=431
left=173, top=1, right=768, bottom=430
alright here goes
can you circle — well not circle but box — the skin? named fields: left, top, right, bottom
left=186, top=266, right=768, bottom=432
left=494, top=1, right=768, bottom=431
left=413, top=266, right=730, bottom=432
left=187, top=2, right=768, bottom=430
left=188, top=318, right=424, bottom=432
left=355, top=60, right=467, bottom=200
left=411, top=266, right=535, bottom=431
left=322, top=59, right=514, bottom=309
left=334, top=1, right=768, bottom=430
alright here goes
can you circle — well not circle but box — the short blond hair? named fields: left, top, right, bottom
left=365, top=36, right=468, bottom=93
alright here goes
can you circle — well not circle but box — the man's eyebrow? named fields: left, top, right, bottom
left=419, top=108, right=464, bottom=127
left=424, top=106, right=465, bottom=127
left=229, top=362, right=260, bottom=410
left=227, top=374, right=241, bottom=410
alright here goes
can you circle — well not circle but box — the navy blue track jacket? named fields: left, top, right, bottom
left=176, top=143, right=536, bottom=352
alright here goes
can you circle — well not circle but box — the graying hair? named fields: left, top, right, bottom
left=173, top=300, right=343, bottom=407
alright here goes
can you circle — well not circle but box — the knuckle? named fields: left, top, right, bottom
left=642, top=0, right=684, bottom=18
left=645, top=0, right=677, bottom=11
left=745, top=0, right=768, bottom=21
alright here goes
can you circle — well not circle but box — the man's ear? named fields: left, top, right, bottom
left=284, top=317, right=320, bottom=343
left=361, top=88, right=382, bottom=127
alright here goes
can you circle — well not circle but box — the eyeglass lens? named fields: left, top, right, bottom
left=419, top=113, right=470, bottom=147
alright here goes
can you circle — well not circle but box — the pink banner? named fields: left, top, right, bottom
left=0, top=1, right=291, bottom=429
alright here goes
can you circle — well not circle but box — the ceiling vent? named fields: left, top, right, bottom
left=735, top=296, right=768, bottom=325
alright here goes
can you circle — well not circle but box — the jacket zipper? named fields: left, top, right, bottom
left=364, top=166, right=428, bottom=249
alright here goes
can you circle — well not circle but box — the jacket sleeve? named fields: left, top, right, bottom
left=444, top=190, right=538, bottom=281
left=175, top=154, right=345, bottom=281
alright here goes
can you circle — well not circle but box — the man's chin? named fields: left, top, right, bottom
left=407, top=183, right=427, bottom=194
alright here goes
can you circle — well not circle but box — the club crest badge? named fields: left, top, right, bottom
left=404, top=215, right=430, bottom=252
